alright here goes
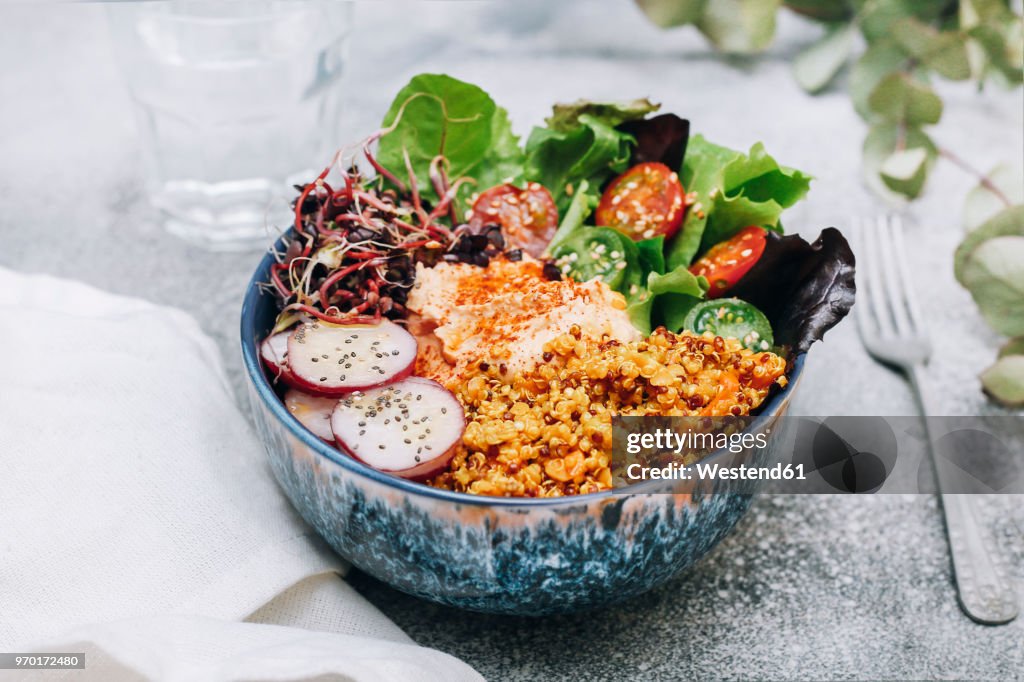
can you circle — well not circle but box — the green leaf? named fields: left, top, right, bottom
left=794, top=23, right=856, bottom=94
left=960, top=0, right=1023, bottom=83
left=648, top=265, right=707, bottom=297
left=999, top=337, right=1024, bottom=359
left=378, top=74, right=524, bottom=203
left=960, top=235, right=1024, bottom=337
left=954, top=204, right=1024, bottom=283
left=862, top=122, right=937, bottom=199
left=696, top=0, right=781, bottom=54
left=785, top=0, right=853, bottom=23
left=652, top=269, right=711, bottom=333
left=891, top=17, right=972, bottom=81
left=525, top=113, right=635, bottom=216
left=964, top=164, right=1024, bottom=231
left=546, top=99, right=660, bottom=132
left=698, top=143, right=811, bottom=252
left=544, top=179, right=597, bottom=254
left=849, top=40, right=912, bottom=120
left=636, top=236, right=667, bottom=275
left=968, top=23, right=1024, bottom=84
left=626, top=297, right=656, bottom=336
left=633, top=0, right=708, bottom=28
left=666, top=135, right=742, bottom=269
left=980, top=355, right=1024, bottom=407
left=880, top=147, right=929, bottom=195
left=666, top=136, right=811, bottom=268
left=702, top=195, right=785, bottom=247
left=867, top=73, right=943, bottom=125
left=721, top=143, right=812, bottom=209
left=856, top=0, right=948, bottom=43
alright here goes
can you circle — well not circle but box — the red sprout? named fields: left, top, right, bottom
left=270, top=263, right=293, bottom=298
left=364, top=140, right=408, bottom=193
left=284, top=303, right=380, bottom=326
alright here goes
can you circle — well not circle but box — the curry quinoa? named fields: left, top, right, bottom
left=427, top=326, right=786, bottom=497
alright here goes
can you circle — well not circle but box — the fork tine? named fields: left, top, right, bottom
left=878, top=215, right=913, bottom=336
left=854, top=217, right=877, bottom=338
left=889, top=215, right=926, bottom=335
left=862, top=215, right=896, bottom=339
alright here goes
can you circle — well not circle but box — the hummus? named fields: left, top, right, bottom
left=406, top=255, right=641, bottom=382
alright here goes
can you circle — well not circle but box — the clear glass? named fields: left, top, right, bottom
left=107, top=1, right=352, bottom=251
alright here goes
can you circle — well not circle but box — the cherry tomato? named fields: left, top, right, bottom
left=595, top=162, right=686, bottom=241
left=689, top=226, right=767, bottom=298
left=469, top=183, right=558, bottom=258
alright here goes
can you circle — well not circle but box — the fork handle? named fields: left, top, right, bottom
left=909, top=366, right=1019, bottom=625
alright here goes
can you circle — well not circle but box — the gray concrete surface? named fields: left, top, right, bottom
left=1, top=2, right=1021, bottom=679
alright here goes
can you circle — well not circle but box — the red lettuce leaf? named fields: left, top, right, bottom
left=730, top=228, right=856, bottom=354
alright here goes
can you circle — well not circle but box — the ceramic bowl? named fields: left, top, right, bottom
left=240, top=234, right=804, bottom=615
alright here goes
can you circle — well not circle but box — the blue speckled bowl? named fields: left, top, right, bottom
left=240, top=234, right=804, bottom=615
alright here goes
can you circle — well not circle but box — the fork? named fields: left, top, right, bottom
left=855, top=214, right=1018, bottom=625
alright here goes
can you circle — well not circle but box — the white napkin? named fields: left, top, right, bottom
left=0, top=268, right=481, bottom=682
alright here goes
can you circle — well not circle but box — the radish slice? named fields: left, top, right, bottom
left=331, top=377, right=465, bottom=480
left=260, top=331, right=301, bottom=387
left=284, top=389, right=338, bottom=442
left=287, top=320, right=417, bottom=397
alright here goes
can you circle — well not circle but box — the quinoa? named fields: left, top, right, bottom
left=427, top=327, right=787, bottom=497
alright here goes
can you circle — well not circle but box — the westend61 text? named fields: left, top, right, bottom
left=625, top=462, right=807, bottom=482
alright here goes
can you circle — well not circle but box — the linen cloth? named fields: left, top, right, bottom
left=0, top=268, right=481, bottom=681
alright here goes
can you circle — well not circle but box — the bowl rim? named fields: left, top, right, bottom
left=240, top=231, right=806, bottom=508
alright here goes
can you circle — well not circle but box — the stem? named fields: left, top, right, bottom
left=939, top=148, right=1013, bottom=208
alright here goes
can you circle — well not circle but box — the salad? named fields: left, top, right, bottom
left=258, top=73, right=855, bottom=497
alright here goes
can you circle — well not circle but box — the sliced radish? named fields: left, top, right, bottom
left=284, top=389, right=338, bottom=442
left=331, top=377, right=465, bottom=480
left=260, top=331, right=302, bottom=387
left=287, top=320, right=416, bottom=397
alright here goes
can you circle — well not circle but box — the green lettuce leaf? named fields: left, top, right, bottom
left=700, top=143, right=812, bottom=251
left=378, top=74, right=525, bottom=203
left=666, top=136, right=811, bottom=268
left=651, top=267, right=710, bottom=334
left=545, top=180, right=598, bottom=254
left=624, top=236, right=669, bottom=335
left=666, top=135, right=741, bottom=269
left=546, top=99, right=660, bottom=132
left=526, top=98, right=659, bottom=216
left=524, top=116, right=632, bottom=216
left=636, top=236, right=666, bottom=277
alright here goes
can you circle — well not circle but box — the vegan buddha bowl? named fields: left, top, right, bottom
left=241, top=73, right=855, bottom=614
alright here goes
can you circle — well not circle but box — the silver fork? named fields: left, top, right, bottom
left=856, top=214, right=1018, bottom=625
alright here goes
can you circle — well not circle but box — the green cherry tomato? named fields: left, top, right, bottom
left=682, top=298, right=775, bottom=351
left=550, top=227, right=636, bottom=291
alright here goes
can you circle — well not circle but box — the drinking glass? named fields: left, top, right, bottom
left=107, top=1, right=352, bottom=251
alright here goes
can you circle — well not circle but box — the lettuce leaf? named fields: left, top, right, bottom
left=378, top=74, right=525, bottom=203
left=524, top=116, right=633, bottom=216
left=546, top=99, right=660, bottom=132
left=665, top=135, right=812, bottom=268
left=730, top=228, right=855, bottom=354
left=700, top=143, right=812, bottom=251
left=627, top=237, right=710, bottom=335
left=525, top=99, right=661, bottom=216
left=666, top=135, right=742, bottom=269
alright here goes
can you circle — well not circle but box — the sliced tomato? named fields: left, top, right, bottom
left=595, top=162, right=686, bottom=241
left=469, top=183, right=558, bottom=257
left=689, top=226, right=767, bottom=298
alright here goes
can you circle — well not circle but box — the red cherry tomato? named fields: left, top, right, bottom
left=469, top=183, right=559, bottom=257
left=689, top=226, right=767, bottom=298
left=595, top=162, right=686, bottom=241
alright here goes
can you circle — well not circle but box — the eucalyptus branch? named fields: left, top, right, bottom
left=939, top=148, right=1014, bottom=208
